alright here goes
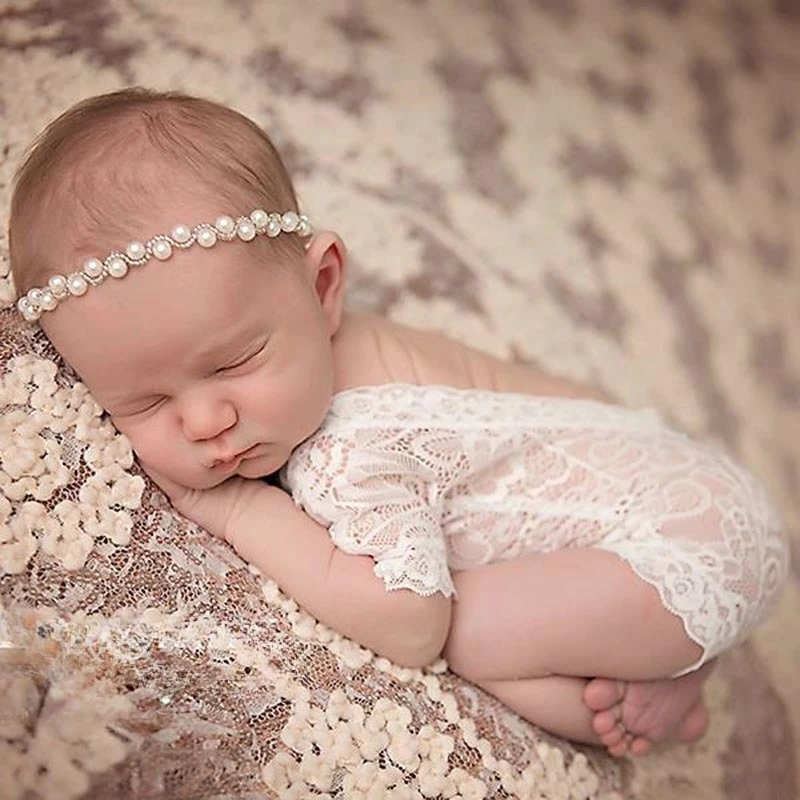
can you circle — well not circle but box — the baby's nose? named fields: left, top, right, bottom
left=181, top=397, right=237, bottom=442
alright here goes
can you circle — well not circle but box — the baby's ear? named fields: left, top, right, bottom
left=304, top=231, right=347, bottom=336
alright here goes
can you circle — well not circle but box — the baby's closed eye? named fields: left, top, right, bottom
left=215, top=340, right=268, bottom=375
left=112, top=396, right=168, bottom=418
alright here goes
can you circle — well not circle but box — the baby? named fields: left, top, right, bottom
left=9, top=88, right=788, bottom=758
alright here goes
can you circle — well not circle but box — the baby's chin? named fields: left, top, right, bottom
left=162, top=454, right=287, bottom=491
left=182, top=467, right=270, bottom=490
left=236, top=454, right=287, bottom=480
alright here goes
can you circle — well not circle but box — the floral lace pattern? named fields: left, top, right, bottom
left=284, top=385, right=788, bottom=671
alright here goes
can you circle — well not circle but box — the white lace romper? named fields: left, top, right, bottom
left=281, top=384, right=788, bottom=673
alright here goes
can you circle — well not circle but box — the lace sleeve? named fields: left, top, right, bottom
left=283, top=435, right=455, bottom=598
left=328, top=483, right=455, bottom=598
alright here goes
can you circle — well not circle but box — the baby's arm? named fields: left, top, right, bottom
left=146, top=466, right=451, bottom=667
left=223, top=483, right=452, bottom=668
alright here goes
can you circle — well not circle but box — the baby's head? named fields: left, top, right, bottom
left=9, top=88, right=347, bottom=488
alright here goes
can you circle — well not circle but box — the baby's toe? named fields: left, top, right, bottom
left=583, top=678, right=625, bottom=712
left=629, top=736, right=653, bottom=756
left=592, top=708, right=621, bottom=736
left=607, top=737, right=630, bottom=758
left=599, top=722, right=626, bottom=749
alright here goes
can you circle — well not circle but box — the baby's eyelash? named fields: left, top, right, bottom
left=112, top=396, right=165, bottom=418
left=219, top=342, right=267, bottom=372
left=138, top=397, right=167, bottom=413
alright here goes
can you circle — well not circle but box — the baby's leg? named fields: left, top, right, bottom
left=473, top=675, right=599, bottom=745
left=445, top=547, right=702, bottom=682
left=444, top=548, right=710, bottom=754
left=470, top=671, right=710, bottom=751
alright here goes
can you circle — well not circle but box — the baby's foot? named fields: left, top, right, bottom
left=583, top=662, right=713, bottom=757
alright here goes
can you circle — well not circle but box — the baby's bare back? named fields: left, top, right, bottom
left=331, top=312, right=607, bottom=402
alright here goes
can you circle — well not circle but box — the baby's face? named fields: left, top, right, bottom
left=42, top=230, right=337, bottom=489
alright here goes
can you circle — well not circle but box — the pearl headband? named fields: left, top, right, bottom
left=17, top=209, right=313, bottom=322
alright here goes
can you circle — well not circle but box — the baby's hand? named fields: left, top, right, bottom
left=140, top=464, right=257, bottom=542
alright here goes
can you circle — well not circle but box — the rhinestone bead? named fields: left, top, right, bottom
left=266, top=217, right=282, bottom=237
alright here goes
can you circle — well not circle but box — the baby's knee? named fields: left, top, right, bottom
left=442, top=612, right=511, bottom=682
left=442, top=631, right=484, bottom=682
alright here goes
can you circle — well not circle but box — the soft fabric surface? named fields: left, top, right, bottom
left=1, top=2, right=798, bottom=798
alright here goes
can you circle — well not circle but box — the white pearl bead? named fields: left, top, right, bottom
left=281, top=211, right=300, bottom=232
left=171, top=224, right=191, bottom=244
left=266, top=218, right=282, bottom=237
left=40, top=290, right=57, bottom=311
left=250, top=209, right=268, bottom=228
left=19, top=299, right=39, bottom=321
left=107, top=257, right=128, bottom=278
left=83, top=258, right=104, bottom=279
left=215, top=215, right=235, bottom=235
left=67, top=274, right=88, bottom=296
left=237, top=220, right=256, bottom=241
left=126, top=241, right=146, bottom=260
left=48, top=275, right=68, bottom=297
left=152, top=239, right=173, bottom=260
left=296, top=219, right=312, bottom=237
left=197, top=228, right=217, bottom=248
left=27, top=288, right=43, bottom=307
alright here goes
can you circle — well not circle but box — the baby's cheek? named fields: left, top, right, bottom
left=116, top=418, right=207, bottom=488
left=118, top=423, right=173, bottom=472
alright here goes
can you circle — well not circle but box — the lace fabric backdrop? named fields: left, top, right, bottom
left=1, top=2, right=798, bottom=798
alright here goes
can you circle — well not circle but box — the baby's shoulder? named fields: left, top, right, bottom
left=330, top=312, right=395, bottom=390
left=332, top=312, right=448, bottom=390
left=332, top=312, right=492, bottom=392
left=332, top=313, right=610, bottom=403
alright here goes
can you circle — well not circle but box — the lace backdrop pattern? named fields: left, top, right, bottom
left=1, top=1, right=799, bottom=798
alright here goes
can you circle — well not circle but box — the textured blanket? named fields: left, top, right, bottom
left=1, top=2, right=798, bottom=798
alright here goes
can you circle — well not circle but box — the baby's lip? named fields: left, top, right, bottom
left=207, top=443, right=261, bottom=469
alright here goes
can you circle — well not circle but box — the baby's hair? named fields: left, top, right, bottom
left=9, top=87, right=302, bottom=298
